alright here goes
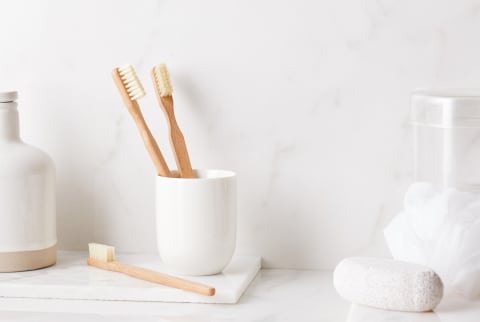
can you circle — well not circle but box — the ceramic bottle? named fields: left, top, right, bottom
left=0, top=91, right=56, bottom=271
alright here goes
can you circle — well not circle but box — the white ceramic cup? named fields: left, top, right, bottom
left=156, top=169, right=236, bottom=276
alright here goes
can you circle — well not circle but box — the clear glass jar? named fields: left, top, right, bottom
left=412, top=90, right=480, bottom=191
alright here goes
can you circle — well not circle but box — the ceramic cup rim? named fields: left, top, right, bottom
left=156, top=169, right=236, bottom=181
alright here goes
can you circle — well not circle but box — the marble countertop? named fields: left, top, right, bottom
left=0, top=270, right=478, bottom=321
left=0, top=252, right=261, bottom=304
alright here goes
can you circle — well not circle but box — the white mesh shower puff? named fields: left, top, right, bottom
left=384, top=182, right=480, bottom=299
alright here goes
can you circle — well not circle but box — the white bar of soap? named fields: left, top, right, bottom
left=333, top=257, right=443, bottom=312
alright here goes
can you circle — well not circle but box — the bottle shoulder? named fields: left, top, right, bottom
left=0, top=141, right=55, bottom=174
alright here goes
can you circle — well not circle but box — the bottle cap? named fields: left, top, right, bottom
left=0, top=91, right=18, bottom=103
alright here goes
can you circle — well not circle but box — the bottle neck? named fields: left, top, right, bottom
left=0, top=102, right=20, bottom=142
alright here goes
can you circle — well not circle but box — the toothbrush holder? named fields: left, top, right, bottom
left=156, top=169, right=236, bottom=276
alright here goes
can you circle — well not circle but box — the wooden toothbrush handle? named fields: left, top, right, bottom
left=87, top=258, right=215, bottom=296
left=159, top=96, right=195, bottom=178
left=127, top=103, right=171, bottom=177
left=112, top=68, right=171, bottom=177
left=150, top=69, right=194, bottom=178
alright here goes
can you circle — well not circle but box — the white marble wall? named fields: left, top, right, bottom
left=0, top=0, right=479, bottom=268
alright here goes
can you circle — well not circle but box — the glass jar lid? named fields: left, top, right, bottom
left=411, top=89, right=480, bottom=128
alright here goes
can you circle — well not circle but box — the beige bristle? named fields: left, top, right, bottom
left=117, top=64, right=146, bottom=100
left=153, top=64, right=173, bottom=97
left=88, top=243, right=115, bottom=262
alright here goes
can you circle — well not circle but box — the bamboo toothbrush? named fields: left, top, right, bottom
left=87, top=243, right=215, bottom=296
left=112, top=64, right=171, bottom=177
left=152, top=64, right=194, bottom=178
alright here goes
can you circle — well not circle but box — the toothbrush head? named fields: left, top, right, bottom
left=88, top=243, right=115, bottom=262
left=117, top=64, right=146, bottom=101
left=153, top=64, right=173, bottom=97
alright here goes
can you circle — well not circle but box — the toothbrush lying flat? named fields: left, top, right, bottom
left=152, top=64, right=194, bottom=178
left=112, top=64, right=171, bottom=177
left=87, top=243, right=215, bottom=296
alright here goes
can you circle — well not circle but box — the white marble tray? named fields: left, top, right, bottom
left=0, top=251, right=261, bottom=304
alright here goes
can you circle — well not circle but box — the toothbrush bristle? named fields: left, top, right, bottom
left=118, top=64, right=146, bottom=100
left=153, top=64, right=173, bottom=97
left=88, top=243, right=115, bottom=262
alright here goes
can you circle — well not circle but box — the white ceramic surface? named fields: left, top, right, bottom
left=0, top=270, right=478, bottom=321
left=0, top=251, right=260, bottom=304
left=1, top=0, right=479, bottom=269
left=156, top=169, right=236, bottom=275
left=0, top=93, right=56, bottom=253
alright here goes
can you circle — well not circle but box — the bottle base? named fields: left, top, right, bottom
left=0, top=244, right=56, bottom=272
